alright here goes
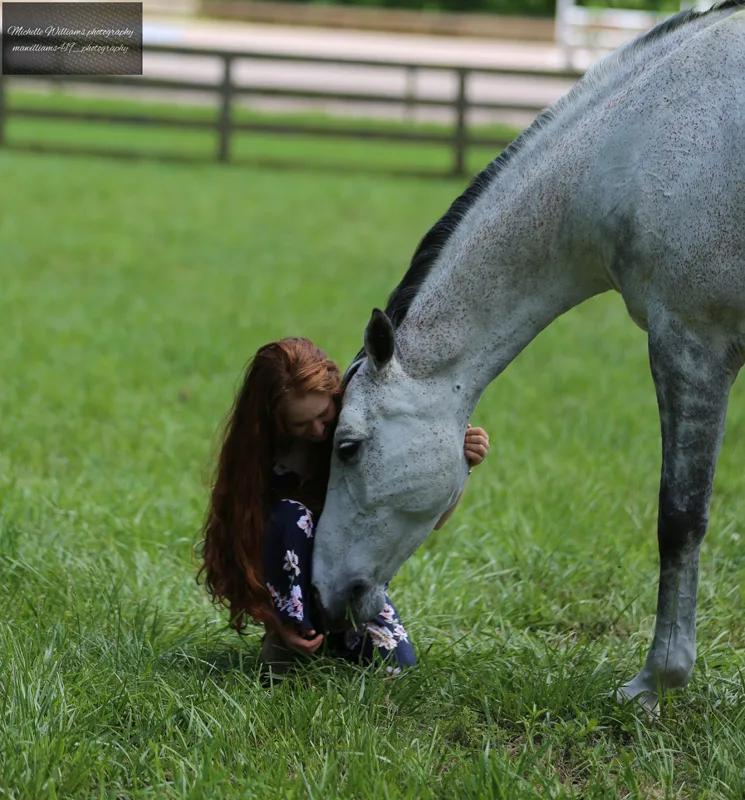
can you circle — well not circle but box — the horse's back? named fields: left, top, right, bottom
left=589, top=9, right=745, bottom=328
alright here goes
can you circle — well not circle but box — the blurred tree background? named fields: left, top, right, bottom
left=277, top=0, right=682, bottom=16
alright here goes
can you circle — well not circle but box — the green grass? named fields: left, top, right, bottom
left=1, top=107, right=745, bottom=799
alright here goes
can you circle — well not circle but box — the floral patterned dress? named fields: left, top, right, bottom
left=264, top=464, right=416, bottom=670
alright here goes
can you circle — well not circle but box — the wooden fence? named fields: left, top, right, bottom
left=0, top=44, right=584, bottom=177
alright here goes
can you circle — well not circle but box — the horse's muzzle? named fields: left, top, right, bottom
left=312, top=577, right=386, bottom=631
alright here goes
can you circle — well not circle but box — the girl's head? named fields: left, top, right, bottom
left=199, top=338, right=341, bottom=630
left=266, top=340, right=340, bottom=444
left=282, top=388, right=337, bottom=443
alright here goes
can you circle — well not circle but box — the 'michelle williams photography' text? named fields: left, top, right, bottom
left=5, top=23, right=136, bottom=54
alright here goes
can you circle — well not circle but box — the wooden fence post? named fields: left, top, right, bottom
left=453, top=68, right=468, bottom=178
left=404, top=65, right=417, bottom=124
left=217, top=55, right=233, bottom=163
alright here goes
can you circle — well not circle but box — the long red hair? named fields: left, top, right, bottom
left=198, top=338, right=341, bottom=632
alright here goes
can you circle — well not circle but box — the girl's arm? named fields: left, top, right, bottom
left=264, top=500, right=324, bottom=655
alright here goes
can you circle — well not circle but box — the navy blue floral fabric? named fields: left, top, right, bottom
left=264, top=473, right=416, bottom=670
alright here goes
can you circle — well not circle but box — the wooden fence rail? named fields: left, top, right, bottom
left=0, top=43, right=584, bottom=177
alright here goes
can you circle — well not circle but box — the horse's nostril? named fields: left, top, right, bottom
left=311, top=578, right=370, bottom=630
left=350, top=580, right=367, bottom=604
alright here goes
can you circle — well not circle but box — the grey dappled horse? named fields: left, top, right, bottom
left=312, top=0, right=745, bottom=711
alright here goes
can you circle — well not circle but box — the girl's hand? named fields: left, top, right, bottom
left=278, top=624, right=324, bottom=656
left=464, top=424, right=490, bottom=468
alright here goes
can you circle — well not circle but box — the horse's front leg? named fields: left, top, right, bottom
left=618, top=311, right=738, bottom=713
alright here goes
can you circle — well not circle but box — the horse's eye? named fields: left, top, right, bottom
left=337, top=440, right=361, bottom=463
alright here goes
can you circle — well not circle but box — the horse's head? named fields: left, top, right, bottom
left=312, top=308, right=469, bottom=627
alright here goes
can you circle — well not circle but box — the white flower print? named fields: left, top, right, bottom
left=284, top=499, right=311, bottom=513
left=392, top=623, right=408, bottom=642
left=379, top=603, right=396, bottom=624
left=266, top=581, right=304, bottom=622
left=296, top=513, right=313, bottom=538
left=287, top=584, right=304, bottom=621
left=364, top=623, right=397, bottom=652
left=266, top=582, right=288, bottom=614
left=283, top=549, right=300, bottom=578
left=386, top=665, right=402, bottom=676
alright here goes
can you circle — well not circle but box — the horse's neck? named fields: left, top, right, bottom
left=393, top=2, right=745, bottom=415
left=396, top=163, right=605, bottom=416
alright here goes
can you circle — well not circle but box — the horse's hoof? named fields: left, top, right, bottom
left=615, top=682, right=660, bottom=717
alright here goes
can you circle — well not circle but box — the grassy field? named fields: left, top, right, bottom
left=1, top=106, right=745, bottom=799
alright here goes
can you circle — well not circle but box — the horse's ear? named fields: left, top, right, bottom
left=364, top=308, right=395, bottom=371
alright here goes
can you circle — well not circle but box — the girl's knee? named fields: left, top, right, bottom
left=392, top=643, right=417, bottom=669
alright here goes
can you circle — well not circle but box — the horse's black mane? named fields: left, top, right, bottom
left=349, top=0, right=743, bottom=368
left=347, top=115, right=553, bottom=366
left=383, top=113, right=551, bottom=323
left=383, top=161, right=498, bottom=331
left=371, top=105, right=555, bottom=346
left=642, top=0, right=742, bottom=46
